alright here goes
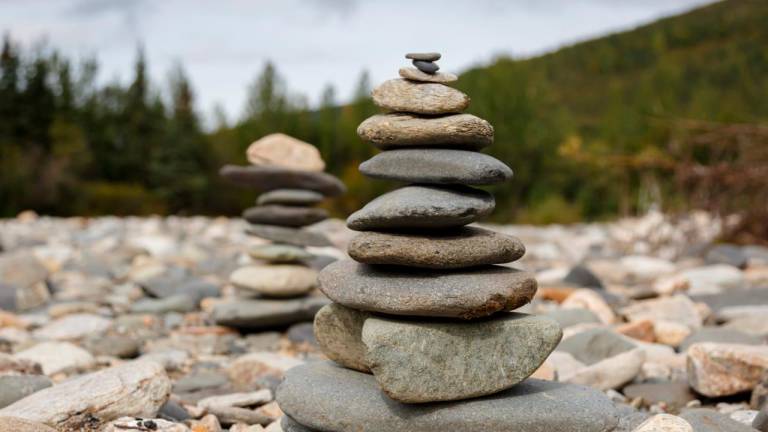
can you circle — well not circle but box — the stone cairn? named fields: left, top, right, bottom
left=276, top=54, right=621, bottom=431
left=216, top=133, right=345, bottom=330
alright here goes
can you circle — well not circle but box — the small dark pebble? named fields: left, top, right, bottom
left=413, top=60, right=439, bottom=74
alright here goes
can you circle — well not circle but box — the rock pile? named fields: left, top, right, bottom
left=217, top=133, right=345, bottom=330
left=276, top=53, right=620, bottom=431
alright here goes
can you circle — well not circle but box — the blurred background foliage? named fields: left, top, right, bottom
left=0, top=0, right=766, bottom=240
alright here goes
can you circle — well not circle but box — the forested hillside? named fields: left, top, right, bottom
left=1, top=0, right=765, bottom=222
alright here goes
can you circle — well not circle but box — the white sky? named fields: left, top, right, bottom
left=1, top=0, right=714, bottom=123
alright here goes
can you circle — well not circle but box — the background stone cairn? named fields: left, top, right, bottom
left=217, top=133, right=345, bottom=330
left=275, top=54, right=621, bottom=431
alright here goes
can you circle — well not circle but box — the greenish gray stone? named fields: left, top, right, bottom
left=248, top=244, right=313, bottom=263
left=211, top=297, right=329, bottom=330
left=362, top=312, right=562, bottom=403
left=347, top=185, right=494, bottom=231
left=314, top=304, right=371, bottom=372
left=242, top=205, right=328, bottom=227
left=318, top=260, right=536, bottom=319
left=219, top=165, right=346, bottom=196
left=256, top=189, right=324, bottom=206
left=347, top=226, right=524, bottom=269
left=246, top=224, right=332, bottom=247
left=360, top=149, right=512, bottom=185
left=276, top=361, right=620, bottom=432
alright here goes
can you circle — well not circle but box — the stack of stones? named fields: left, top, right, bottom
left=216, top=133, right=345, bottom=330
left=276, top=55, right=620, bottom=431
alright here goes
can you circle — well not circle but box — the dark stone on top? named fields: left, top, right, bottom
left=406, top=52, right=441, bottom=61
left=564, top=264, right=605, bottom=289
left=359, top=149, right=512, bottom=185
left=242, top=205, right=328, bottom=227
left=219, top=165, right=346, bottom=196
left=346, top=185, right=494, bottom=231
left=413, top=59, right=439, bottom=74
left=256, top=189, right=324, bottom=206
left=246, top=224, right=332, bottom=247
left=276, top=361, right=619, bottom=432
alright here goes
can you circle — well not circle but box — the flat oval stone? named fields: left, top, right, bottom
left=363, top=313, right=563, bottom=403
left=399, top=67, right=458, bottom=84
left=211, top=297, right=329, bottom=329
left=360, top=149, right=512, bottom=185
left=249, top=244, right=313, bottom=263
left=413, top=59, right=439, bottom=74
left=406, top=52, right=441, bottom=61
left=347, top=185, right=494, bottom=231
left=357, top=113, right=492, bottom=150
left=348, top=226, right=525, bottom=269
left=372, top=79, right=470, bottom=115
left=246, top=224, right=332, bottom=247
left=318, top=260, right=536, bottom=319
left=242, top=205, right=328, bottom=227
left=256, top=189, right=324, bottom=206
left=219, top=165, right=346, bottom=196
left=276, top=361, right=620, bottom=432
left=230, top=265, right=317, bottom=298
left=314, top=303, right=371, bottom=373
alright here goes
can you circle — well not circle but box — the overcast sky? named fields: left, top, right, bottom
left=1, top=0, right=714, bottom=123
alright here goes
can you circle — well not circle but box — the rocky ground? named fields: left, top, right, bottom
left=0, top=210, right=767, bottom=431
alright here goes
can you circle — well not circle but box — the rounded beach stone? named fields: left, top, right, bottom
left=398, top=67, right=458, bottom=84
left=246, top=133, right=325, bottom=172
left=347, top=226, right=525, bottom=269
left=318, top=260, right=536, bottom=319
left=406, top=52, right=441, bottom=61
left=211, top=297, right=329, bottom=330
left=314, top=303, right=371, bottom=373
left=346, top=185, right=494, bottom=231
left=246, top=224, right=332, bottom=247
left=242, top=205, right=328, bottom=227
left=248, top=244, right=313, bottom=263
left=372, top=79, right=470, bottom=115
left=229, top=265, right=317, bottom=298
left=362, top=312, right=562, bottom=403
left=256, top=189, right=324, bottom=206
left=359, top=149, right=512, bottom=185
left=357, top=113, right=492, bottom=150
left=276, top=361, right=620, bottom=432
left=219, top=165, right=346, bottom=196
left=413, top=60, right=439, bottom=74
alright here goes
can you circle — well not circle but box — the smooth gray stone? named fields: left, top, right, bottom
left=246, top=224, right=332, bottom=247
left=613, top=404, right=651, bottom=432
left=544, top=308, right=601, bottom=328
left=82, top=334, right=141, bottom=359
left=220, top=165, right=346, bottom=196
left=691, top=288, right=768, bottom=313
left=0, top=375, right=52, bottom=409
left=622, top=381, right=696, bottom=411
left=256, top=189, right=324, bottom=206
left=564, top=264, right=605, bottom=289
left=282, top=416, right=319, bottom=432
left=140, top=271, right=219, bottom=301
left=557, top=328, right=635, bottom=366
left=413, top=59, right=439, bottom=74
left=318, top=260, right=536, bottom=319
left=680, top=327, right=764, bottom=351
left=357, top=113, right=491, bottom=150
left=360, top=149, right=512, bottom=185
left=347, top=226, right=525, bottom=269
left=243, top=205, right=328, bottom=228
left=680, top=408, right=756, bottom=432
left=406, top=52, right=441, bottom=61
left=276, top=361, right=619, bottom=432
left=0, top=282, right=16, bottom=311
left=211, top=297, right=329, bottom=330
left=706, top=244, right=748, bottom=269
left=249, top=244, right=314, bottom=263
left=130, top=294, right=197, bottom=314
left=362, top=313, right=562, bottom=403
left=347, top=185, right=494, bottom=231
left=158, top=400, right=191, bottom=422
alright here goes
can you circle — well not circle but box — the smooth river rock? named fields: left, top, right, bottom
left=413, top=59, right=439, bottom=73
left=406, top=52, right=441, bottom=61
left=245, top=133, right=325, bottom=172
left=347, top=185, right=494, bottom=231
left=242, top=205, right=328, bottom=227
left=318, top=260, right=536, bottom=319
left=362, top=312, right=562, bottom=403
left=314, top=303, right=371, bottom=372
left=212, top=297, right=329, bottom=329
left=372, top=79, right=470, bottom=115
left=0, top=361, right=171, bottom=431
left=347, top=226, right=525, bottom=269
left=246, top=224, right=332, bottom=247
left=360, top=149, right=512, bottom=185
left=357, top=113, right=492, bottom=150
left=399, top=67, right=458, bottom=84
left=248, top=244, right=314, bottom=263
left=276, top=361, right=619, bottom=432
left=219, top=165, right=345, bottom=196
left=230, top=265, right=317, bottom=298
left=256, top=189, right=324, bottom=206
